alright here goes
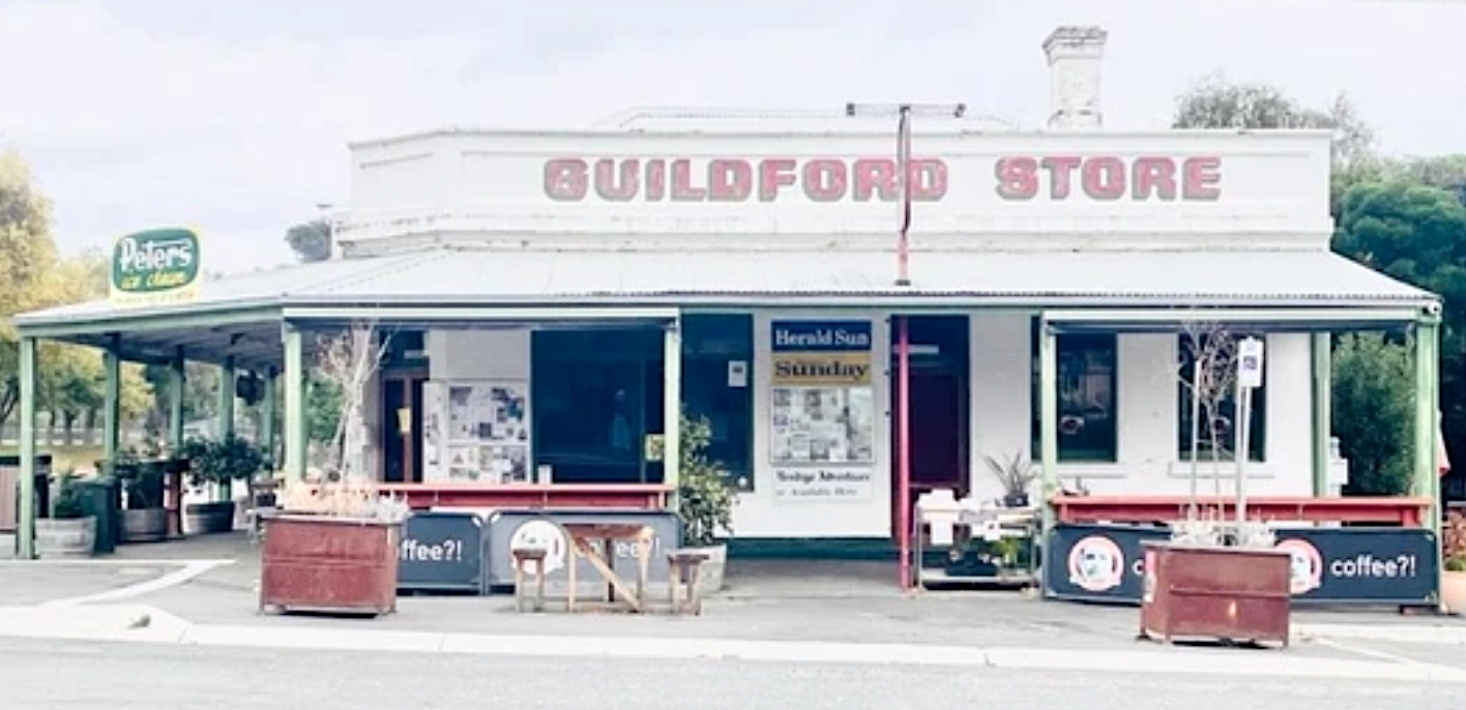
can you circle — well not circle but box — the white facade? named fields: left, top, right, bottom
left=337, top=118, right=1345, bottom=539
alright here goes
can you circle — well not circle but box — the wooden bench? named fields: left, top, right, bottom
left=512, top=547, right=549, bottom=612
left=667, top=550, right=711, bottom=615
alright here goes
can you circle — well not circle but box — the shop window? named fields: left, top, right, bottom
left=681, top=313, right=755, bottom=490
left=532, top=329, right=664, bottom=484
left=1177, top=333, right=1267, bottom=462
left=1030, top=320, right=1118, bottom=463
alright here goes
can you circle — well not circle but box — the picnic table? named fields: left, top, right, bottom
left=563, top=522, right=655, bottom=613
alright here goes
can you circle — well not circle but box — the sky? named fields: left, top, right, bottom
left=1, top=0, right=1463, bottom=274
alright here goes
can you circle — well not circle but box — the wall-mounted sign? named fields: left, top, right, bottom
left=772, top=467, right=873, bottom=501
left=108, top=227, right=202, bottom=305
left=769, top=320, right=877, bottom=467
left=544, top=157, right=949, bottom=203
left=994, top=155, right=1222, bottom=202
left=541, top=155, right=1225, bottom=205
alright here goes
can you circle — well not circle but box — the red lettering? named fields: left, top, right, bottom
left=909, top=159, right=948, bottom=201
left=594, top=158, right=638, bottom=201
left=1040, top=156, right=1081, bottom=199
left=645, top=159, right=666, bottom=201
left=759, top=159, right=796, bottom=201
left=543, top=158, right=587, bottom=201
left=1081, top=157, right=1126, bottom=200
left=670, top=159, right=705, bottom=201
left=762, top=160, right=797, bottom=202
left=1131, top=157, right=1176, bottom=200
left=802, top=159, right=847, bottom=201
left=853, top=158, right=896, bottom=201
left=1183, top=157, right=1222, bottom=200
left=995, top=157, right=1038, bottom=200
left=708, top=159, right=752, bottom=201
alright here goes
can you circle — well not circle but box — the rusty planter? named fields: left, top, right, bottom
left=1139, top=541, right=1292, bottom=648
left=259, top=514, right=401, bottom=617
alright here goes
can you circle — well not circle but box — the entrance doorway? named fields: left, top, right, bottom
left=889, top=315, right=970, bottom=538
left=382, top=370, right=427, bottom=483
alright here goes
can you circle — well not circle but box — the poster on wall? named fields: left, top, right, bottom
left=423, top=380, right=531, bottom=484
left=422, top=382, right=447, bottom=481
left=768, top=320, right=876, bottom=473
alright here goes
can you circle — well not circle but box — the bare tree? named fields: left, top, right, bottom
left=1179, top=320, right=1240, bottom=518
left=313, top=322, right=391, bottom=482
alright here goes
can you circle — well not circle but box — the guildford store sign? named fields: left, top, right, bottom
left=542, top=155, right=1224, bottom=203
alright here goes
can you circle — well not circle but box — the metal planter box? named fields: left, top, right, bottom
left=1139, top=541, right=1292, bottom=648
left=260, top=515, right=401, bottom=617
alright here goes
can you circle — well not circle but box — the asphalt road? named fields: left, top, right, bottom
left=0, top=637, right=1456, bottom=710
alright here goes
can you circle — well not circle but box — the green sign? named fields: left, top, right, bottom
left=109, top=227, right=201, bottom=303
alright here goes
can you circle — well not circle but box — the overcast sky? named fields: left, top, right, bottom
left=1, top=0, right=1463, bottom=273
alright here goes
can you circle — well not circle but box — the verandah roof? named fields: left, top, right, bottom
left=12, top=245, right=1438, bottom=369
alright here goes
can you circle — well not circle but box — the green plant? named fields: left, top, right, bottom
left=51, top=474, right=86, bottom=520
left=983, top=450, right=1037, bottom=498
left=1444, top=511, right=1466, bottom=572
left=180, top=434, right=267, bottom=491
left=676, top=413, right=735, bottom=548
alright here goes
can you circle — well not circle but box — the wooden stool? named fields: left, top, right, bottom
left=512, top=547, right=549, bottom=612
left=667, top=550, right=710, bottom=615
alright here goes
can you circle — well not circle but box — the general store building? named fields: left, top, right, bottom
left=11, top=27, right=1442, bottom=553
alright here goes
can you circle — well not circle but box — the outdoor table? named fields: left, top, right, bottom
left=562, top=522, right=654, bottom=613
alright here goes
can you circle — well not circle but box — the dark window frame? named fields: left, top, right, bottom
left=1029, top=319, right=1119, bottom=463
left=1176, top=332, right=1267, bottom=463
left=681, top=313, right=755, bottom=490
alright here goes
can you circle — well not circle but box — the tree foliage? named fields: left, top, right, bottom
left=1333, top=334, right=1415, bottom=496
left=285, top=218, right=332, bottom=263
left=1171, top=75, right=1376, bottom=165
left=0, top=150, right=153, bottom=429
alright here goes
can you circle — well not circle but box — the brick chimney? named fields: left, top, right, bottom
left=1042, top=26, right=1108, bottom=129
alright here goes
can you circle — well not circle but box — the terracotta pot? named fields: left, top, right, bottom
left=1441, top=570, right=1466, bottom=614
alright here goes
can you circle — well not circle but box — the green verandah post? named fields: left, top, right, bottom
left=17, top=336, right=37, bottom=559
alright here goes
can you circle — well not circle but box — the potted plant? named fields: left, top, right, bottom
left=676, top=413, right=737, bottom=592
left=181, top=435, right=266, bottom=535
left=108, top=446, right=170, bottom=543
left=984, top=450, right=1037, bottom=508
left=1440, top=510, right=1466, bottom=614
left=258, top=477, right=411, bottom=617
left=35, top=473, right=96, bottom=558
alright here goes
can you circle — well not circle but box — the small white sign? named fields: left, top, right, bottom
left=1237, top=337, right=1265, bottom=389
left=772, top=467, right=873, bottom=501
left=727, top=360, right=748, bottom=388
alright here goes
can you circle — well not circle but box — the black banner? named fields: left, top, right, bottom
left=1044, top=524, right=1168, bottom=603
left=397, top=512, right=485, bottom=593
left=1273, top=528, right=1437, bottom=605
left=1044, top=523, right=1439, bottom=606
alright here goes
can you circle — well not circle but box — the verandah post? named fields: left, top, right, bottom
left=1412, top=313, right=1442, bottom=609
left=217, top=355, right=237, bottom=500
left=662, top=317, right=682, bottom=506
left=283, top=326, right=307, bottom=481
left=17, top=336, right=38, bottom=559
left=262, top=366, right=278, bottom=471
left=103, top=333, right=121, bottom=464
left=1038, top=317, right=1060, bottom=539
left=1310, top=332, right=1332, bottom=497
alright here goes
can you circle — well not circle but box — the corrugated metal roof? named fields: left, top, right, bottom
left=14, top=246, right=1435, bottom=328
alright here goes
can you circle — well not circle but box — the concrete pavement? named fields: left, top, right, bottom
left=4, top=636, right=1453, bottom=710
left=5, top=531, right=1466, bottom=684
